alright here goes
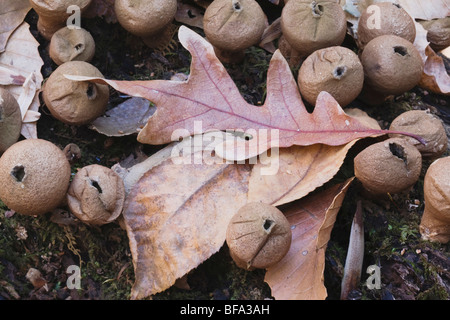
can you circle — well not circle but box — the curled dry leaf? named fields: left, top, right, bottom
left=90, top=97, right=156, bottom=137
left=66, top=26, right=422, bottom=161
left=0, top=0, right=31, bottom=53
left=265, top=178, right=354, bottom=300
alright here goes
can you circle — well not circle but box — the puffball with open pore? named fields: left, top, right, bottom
left=114, top=0, right=178, bottom=49
left=298, top=46, right=364, bottom=107
left=0, top=139, right=71, bottom=216
left=67, top=164, right=125, bottom=226
left=280, top=0, right=347, bottom=60
left=203, top=0, right=266, bottom=64
left=420, top=17, right=450, bottom=52
left=49, top=27, right=95, bottom=65
left=226, top=202, right=292, bottom=270
left=420, top=156, right=450, bottom=244
left=361, top=35, right=423, bottom=96
left=357, top=2, right=416, bottom=50
left=30, top=0, right=92, bottom=40
left=389, top=110, right=448, bottom=160
left=354, top=138, right=422, bottom=197
left=43, top=61, right=109, bottom=125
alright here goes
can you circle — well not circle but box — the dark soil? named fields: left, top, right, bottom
left=0, top=2, right=449, bottom=301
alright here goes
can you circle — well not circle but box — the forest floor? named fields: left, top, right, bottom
left=0, top=5, right=449, bottom=300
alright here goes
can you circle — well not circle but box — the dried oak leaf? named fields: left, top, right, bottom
left=66, top=26, right=417, bottom=161
left=265, top=177, right=354, bottom=300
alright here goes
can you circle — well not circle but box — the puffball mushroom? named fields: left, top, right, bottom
left=389, top=110, right=448, bottom=160
left=357, top=2, right=416, bottom=50
left=280, top=0, right=347, bottom=60
left=361, top=35, right=423, bottom=96
left=0, top=139, right=71, bottom=216
left=43, top=61, right=109, bottom=125
left=203, top=0, right=266, bottom=64
left=226, top=202, right=292, bottom=270
left=30, top=0, right=92, bottom=40
left=420, top=156, right=450, bottom=244
left=67, top=164, right=125, bottom=226
left=49, top=27, right=95, bottom=65
left=114, top=0, right=178, bottom=49
left=420, top=17, right=450, bottom=52
left=297, top=46, right=364, bottom=107
left=0, top=88, right=22, bottom=154
left=354, top=138, right=422, bottom=197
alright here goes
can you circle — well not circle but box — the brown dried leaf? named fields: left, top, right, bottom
left=0, top=0, right=31, bottom=53
left=248, top=142, right=356, bottom=206
left=343, top=0, right=450, bottom=37
left=264, top=178, right=354, bottom=300
left=0, top=22, right=44, bottom=139
left=90, top=97, right=156, bottom=136
left=123, top=136, right=251, bottom=300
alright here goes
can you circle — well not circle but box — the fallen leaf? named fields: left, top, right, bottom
left=259, top=17, right=281, bottom=53
left=264, top=178, right=354, bottom=300
left=0, top=0, right=31, bottom=53
left=67, top=26, right=419, bottom=161
left=90, top=97, right=156, bottom=136
left=396, top=0, right=450, bottom=20
left=0, top=66, right=26, bottom=86
left=123, top=135, right=251, bottom=300
left=25, top=268, right=47, bottom=289
left=248, top=142, right=356, bottom=206
left=0, top=22, right=44, bottom=139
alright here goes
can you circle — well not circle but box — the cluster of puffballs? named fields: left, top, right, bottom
left=0, top=0, right=449, bottom=270
left=217, top=0, right=450, bottom=271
